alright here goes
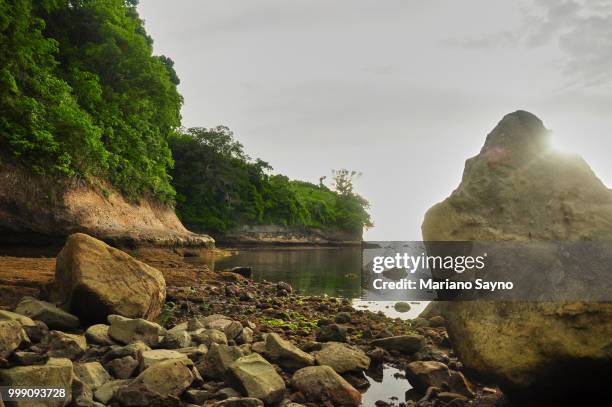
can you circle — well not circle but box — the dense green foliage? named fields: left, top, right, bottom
left=0, top=0, right=180, bottom=201
left=169, top=127, right=372, bottom=234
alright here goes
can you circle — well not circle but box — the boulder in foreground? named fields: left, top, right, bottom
left=291, top=365, right=361, bottom=406
left=52, top=233, right=166, bottom=323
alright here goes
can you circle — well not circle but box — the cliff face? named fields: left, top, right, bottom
left=0, top=162, right=214, bottom=247
left=197, top=224, right=362, bottom=246
left=421, top=111, right=612, bottom=402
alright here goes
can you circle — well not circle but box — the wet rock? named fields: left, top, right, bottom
left=393, top=302, right=411, bottom=313
left=0, top=358, right=73, bottom=406
left=437, top=391, right=468, bottom=403
left=366, top=347, right=385, bottom=365
left=15, top=296, right=80, bottom=330
left=140, top=349, right=189, bottom=370
left=52, top=233, right=166, bottom=323
left=85, top=324, right=115, bottom=346
left=231, top=266, right=253, bottom=278
left=291, top=365, right=361, bottom=406
left=94, top=379, right=130, bottom=404
left=370, top=334, right=425, bottom=355
left=314, top=342, right=370, bottom=373
left=405, top=361, right=452, bottom=394
left=213, top=397, right=264, bottom=407
left=0, top=320, right=28, bottom=359
left=161, top=330, right=192, bottom=349
left=46, top=331, right=87, bottom=360
left=263, top=333, right=314, bottom=370
left=107, top=314, right=165, bottom=346
left=74, top=361, right=111, bottom=390
left=106, top=355, right=139, bottom=379
left=413, top=345, right=450, bottom=364
left=200, top=343, right=243, bottom=379
left=192, top=328, right=228, bottom=346
left=227, top=353, right=286, bottom=404
left=315, top=324, right=347, bottom=342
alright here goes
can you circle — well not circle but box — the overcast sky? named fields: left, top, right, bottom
left=138, top=0, right=612, bottom=240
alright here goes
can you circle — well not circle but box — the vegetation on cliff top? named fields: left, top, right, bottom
left=170, top=127, right=373, bottom=234
left=0, top=0, right=372, bottom=234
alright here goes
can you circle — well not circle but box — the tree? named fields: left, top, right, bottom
left=331, top=169, right=361, bottom=196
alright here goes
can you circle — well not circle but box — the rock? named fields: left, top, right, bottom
left=52, top=233, right=166, bottom=323
left=160, top=330, right=192, bottom=349
left=263, top=333, right=314, bottom=370
left=367, top=347, right=385, bottom=365
left=192, top=328, right=228, bottom=346
left=103, top=341, right=150, bottom=363
left=168, top=321, right=189, bottom=333
left=207, top=318, right=244, bottom=340
left=0, top=320, right=28, bottom=359
left=230, top=266, right=253, bottom=278
left=237, top=327, right=254, bottom=344
left=201, top=343, right=243, bottom=379
left=413, top=345, right=450, bottom=364
left=370, top=334, right=425, bottom=355
left=405, top=361, right=451, bottom=393
left=85, top=324, right=115, bottom=346
left=74, top=362, right=111, bottom=390
left=421, top=111, right=612, bottom=402
left=106, top=355, right=139, bottom=379
left=393, top=302, right=411, bottom=313
left=12, top=350, right=48, bottom=365
left=314, top=342, right=370, bottom=373
left=215, top=387, right=241, bottom=400
left=107, top=314, right=165, bottom=346
left=0, top=358, right=73, bottom=406
left=94, top=379, right=131, bottom=404
left=315, top=324, right=347, bottom=342
left=428, top=316, right=445, bottom=327
left=277, top=281, right=292, bottom=293
left=14, top=296, right=80, bottom=330
left=213, top=398, right=264, bottom=407
left=227, top=353, right=286, bottom=404
left=116, top=358, right=194, bottom=404
left=334, top=312, right=352, bottom=323
left=183, top=389, right=211, bottom=404
left=176, top=344, right=208, bottom=359
left=71, top=375, right=94, bottom=407
left=46, top=331, right=87, bottom=360
left=140, top=349, right=189, bottom=370
left=291, top=365, right=361, bottom=406
left=0, top=309, right=36, bottom=327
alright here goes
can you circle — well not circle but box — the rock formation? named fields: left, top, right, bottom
left=422, top=110, right=612, bottom=402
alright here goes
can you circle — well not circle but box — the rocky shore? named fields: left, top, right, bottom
left=0, top=233, right=505, bottom=407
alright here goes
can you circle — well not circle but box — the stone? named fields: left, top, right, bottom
left=227, top=353, right=286, bottom=404
left=107, top=314, right=165, bottom=346
left=184, top=389, right=211, bottom=404
left=106, top=355, right=139, bottom=379
left=74, top=362, right=111, bottom=390
left=421, top=111, right=612, bottom=402
left=314, top=342, right=370, bottom=373
left=291, top=365, right=361, bottom=406
left=168, top=321, right=189, bottom=334
left=176, top=344, right=208, bottom=359
left=263, top=333, right=314, bottom=370
left=215, top=387, right=241, bottom=399
left=428, top=316, right=445, bottom=327
left=46, top=331, right=87, bottom=360
left=405, top=361, right=451, bottom=393
left=161, top=330, right=192, bottom=349
left=370, top=334, right=425, bottom=355
left=116, top=358, right=193, bottom=404
left=334, top=312, right=352, bottom=323
left=0, top=320, right=28, bottom=358
left=200, top=343, right=243, bottom=379
left=52, top=233, right=166, bottom=323
left=85, top=324, right=115, bottom=346
left=0, top=358, right=73, bottom=407
left=192, top=328, right=228, bottom=346
left=103, top=341, right=150, bottom=363
left=12, top=351, right=48, bottom=365
left=393, top=302, right=411, bottom=313
left=237, top=327, right=254, bottom=344
left=213, top=398, right=264, bottom=407
left=315, top=324, right=347, bottom=342
left=140, top=349, right=189, bottom=370
left=94, top=379, right=130, bottom=404
left=14, top=296, right=80, bottom=330
left=0, top=309, right=36, bottom=327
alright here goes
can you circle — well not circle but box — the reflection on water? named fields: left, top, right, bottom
left=362, top=364, right=412, bottom=406
left=193, top=246, right=364, bottom=298
left=189, top=246, right=428, bottom=320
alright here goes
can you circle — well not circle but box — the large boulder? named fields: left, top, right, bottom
left=52, top=233, right=166, bottom=323
left=291, top=365, right=361, bottom=406
left=421, top=111, right=612, bottom=402
left=227, top=353, right=286, bottom=404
